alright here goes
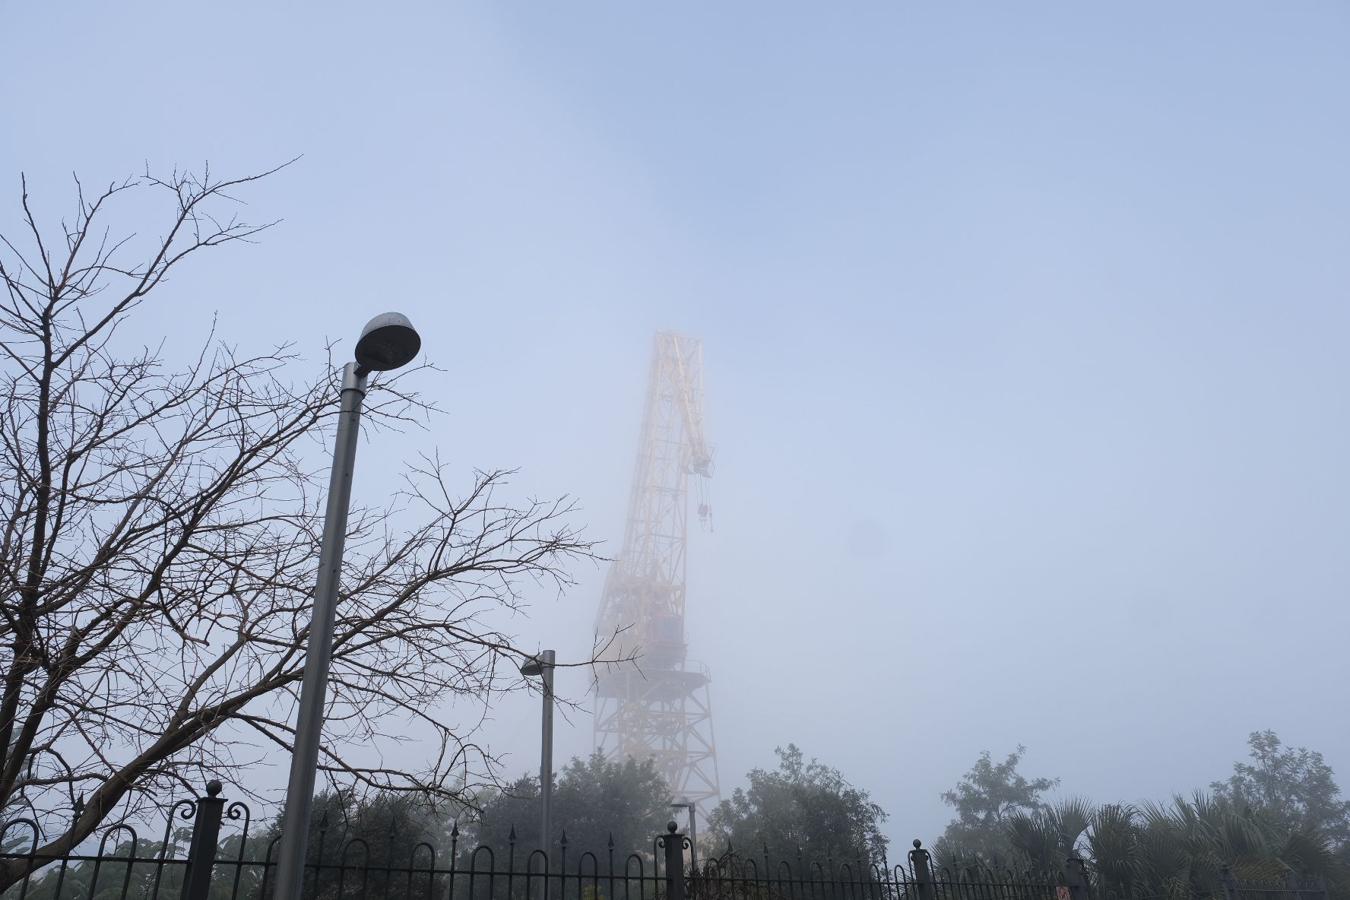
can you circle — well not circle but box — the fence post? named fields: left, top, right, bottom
left=909, top=840, right=934, bottom=900
left=1064, top=857, right=1090, bottom=900
left=180, top=780, right=226, bottom=900
left=661, top=821, right=687, bottom=900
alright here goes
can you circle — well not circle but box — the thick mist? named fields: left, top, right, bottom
left=2, top=0, right=1346, bottom=856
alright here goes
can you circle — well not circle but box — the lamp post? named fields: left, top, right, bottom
left=273, top=313, right=422, bottom=900
left=520, top=650, right=556, bottom=855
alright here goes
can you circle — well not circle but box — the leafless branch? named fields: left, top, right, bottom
left=0, top=165, right=621, bottom=889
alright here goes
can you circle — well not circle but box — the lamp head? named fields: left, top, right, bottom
left=520, top=649, right=555, bottom=678
left=355, top=312, right=421, bottom=373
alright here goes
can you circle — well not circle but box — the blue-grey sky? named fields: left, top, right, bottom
left=3, top=1, right=1348, bottom=847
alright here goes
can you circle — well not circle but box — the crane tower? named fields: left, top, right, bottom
left=593, top=332, right=721, bottom=810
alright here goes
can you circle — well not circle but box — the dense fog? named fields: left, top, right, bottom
left=2, top=0, right=1346, bottom=863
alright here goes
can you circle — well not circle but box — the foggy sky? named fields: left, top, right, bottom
left=2, top=1, right=1348, bottom=849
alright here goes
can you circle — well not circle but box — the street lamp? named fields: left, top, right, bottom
left=520, top=649, right=556, bottom=856
left=273, top=313, right=422, bottom=900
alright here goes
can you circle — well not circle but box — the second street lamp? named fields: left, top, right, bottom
left=520, top=650, right=556, bottom=856
left=273, top=313, right=422, bottom=900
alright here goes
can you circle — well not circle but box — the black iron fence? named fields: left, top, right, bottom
left=1221, top=871, right=1331, bottom=900
left=0, top=783, right=1331, bottom=900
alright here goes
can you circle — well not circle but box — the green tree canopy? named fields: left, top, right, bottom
left=937, top=744, right=1059, bottom=864
left=934, top=733, right=1349, bottom=900
left=468, top=752, right=673, bottom=860
left=705, top=744, right=888, bottom=868
left=1212, top=731, right=1350, bottom=846
left=256, top=790, right=460, bottom=888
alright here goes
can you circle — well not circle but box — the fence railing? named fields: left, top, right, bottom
left=0, top=783, right=1332, bottom=900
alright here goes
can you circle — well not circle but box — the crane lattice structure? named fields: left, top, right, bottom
left=593, top=332, right=721, bottom=811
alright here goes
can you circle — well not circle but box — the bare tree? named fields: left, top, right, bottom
left=0, top=164, right=602, bottom=887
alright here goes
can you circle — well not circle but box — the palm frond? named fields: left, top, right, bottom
left=1052, top=797, right=1094, bottom=856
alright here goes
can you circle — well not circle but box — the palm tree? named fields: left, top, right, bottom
left=1084, top=804, right=1140, bottom=900
left=1007, top=799, right=1094, bottom=873
left=1078, top=794, right=1343, bottom=900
